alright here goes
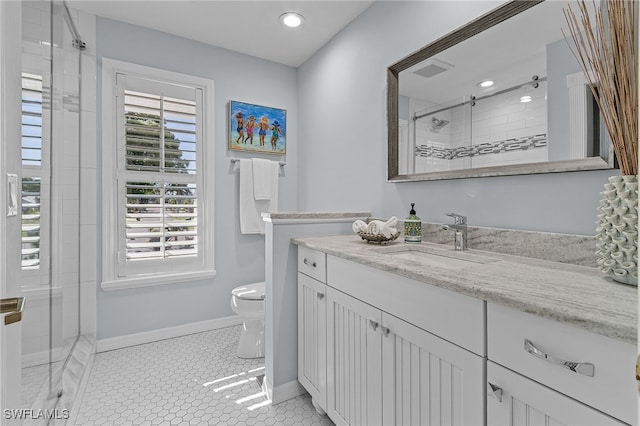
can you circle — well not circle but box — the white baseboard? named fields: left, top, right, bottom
left=96, top=315, right=243, bottom=353
left=262, top=376, right=307, bottom=405
left=22, top=347, right=63, bottom=368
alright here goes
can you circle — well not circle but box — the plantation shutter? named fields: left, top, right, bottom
left=21, top=73, right=46, bottom=272
left=116, top=74, right=203, bottom=276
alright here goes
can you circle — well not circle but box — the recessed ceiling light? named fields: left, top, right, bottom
left=520, top=95, right=532, bottom=103
left=280, top=12, right=304, bottom=28
left=478, top=80, right=494, bottom=88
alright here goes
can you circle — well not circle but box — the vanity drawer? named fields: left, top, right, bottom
left=328, top=255, right=485, bottom=356
left=298, top=246, right=327, bottom=283
left=488, top=303, right=636, bottom=425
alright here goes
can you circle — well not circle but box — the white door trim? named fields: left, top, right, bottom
left=1, top=1, right=25, bottom=423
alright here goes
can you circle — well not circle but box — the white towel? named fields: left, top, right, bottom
left=239, top=159, right=279, bottom=234
left=385, top=216, right=398, bottom=227
left=364, top=218, right=397, bottom=238
left=378, top=224, right=398, bottom=238
left=366, top=220, right=384, bottom=234
left=352, top=220, right=368, bottom=233
left=252, top=158, right=272, bottom=200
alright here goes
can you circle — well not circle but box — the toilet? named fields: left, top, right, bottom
left=230, top=282, right=265, bottom=359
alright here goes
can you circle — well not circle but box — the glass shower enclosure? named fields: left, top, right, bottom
left=19, top=0, right=85, bottom=417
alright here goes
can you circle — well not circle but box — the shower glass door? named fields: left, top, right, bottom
left=20, top=0, right=81, bottom=414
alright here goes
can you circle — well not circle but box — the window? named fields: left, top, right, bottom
left=20, top=71, right=50, bottom=286
left=102, top=60, right=215, bottom=289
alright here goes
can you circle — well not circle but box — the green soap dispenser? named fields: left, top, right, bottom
left=404, top=203, right=422, bottom=243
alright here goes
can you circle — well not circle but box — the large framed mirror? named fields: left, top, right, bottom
left=387, top=0, right=614, bottom=182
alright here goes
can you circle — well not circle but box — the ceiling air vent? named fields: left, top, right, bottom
left=413, top=59, right=454, bottom=78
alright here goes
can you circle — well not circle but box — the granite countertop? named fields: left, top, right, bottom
left=292, top=234, right=637, bottom=345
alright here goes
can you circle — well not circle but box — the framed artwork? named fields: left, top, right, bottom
left=228, top=100, right=287, bottom=155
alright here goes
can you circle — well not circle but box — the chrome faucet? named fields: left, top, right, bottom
left=442, top=212, right=467, bottom=251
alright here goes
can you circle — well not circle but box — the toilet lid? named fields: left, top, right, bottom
left=232, top=282, right=265, bottom=300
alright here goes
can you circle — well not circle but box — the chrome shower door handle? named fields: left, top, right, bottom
left=524, top=339, right=595, bottom=377
left=7, top=173, right=18, bottom=217
left=1, top=297, right=25, bottom=325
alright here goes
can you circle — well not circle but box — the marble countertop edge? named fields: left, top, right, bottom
left=262, top=211, right=371, bottom=220
left=291, top=234, right=637, bottom=345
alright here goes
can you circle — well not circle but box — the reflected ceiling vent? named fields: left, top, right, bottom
left=413, top=58, right=454, bottom=78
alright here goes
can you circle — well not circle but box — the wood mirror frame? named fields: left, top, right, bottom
left=387, top=0, right=614, bottom=182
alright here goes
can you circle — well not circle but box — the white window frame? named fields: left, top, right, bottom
left=101, top=59, right=215, bottom=290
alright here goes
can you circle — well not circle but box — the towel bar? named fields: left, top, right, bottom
left=230, top=158, right=286, bottom=167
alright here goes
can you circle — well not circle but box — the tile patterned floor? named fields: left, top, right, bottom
left=72, top=326, right=333, bottom=426
left=22, top=364, right=51, bottom=408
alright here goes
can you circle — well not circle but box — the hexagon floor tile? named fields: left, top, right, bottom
left=72, top=326, right=334, bottom=425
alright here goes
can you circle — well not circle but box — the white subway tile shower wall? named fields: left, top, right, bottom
left=411, top=81, right=548, bottom=172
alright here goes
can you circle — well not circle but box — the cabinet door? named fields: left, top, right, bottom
left=381, top=312, right=484, bottom=426
left=327, top=287, right=382, bottom=426
left=487, top=362, right=627, bottom=426
left=297, top=272, right=327, bottom=412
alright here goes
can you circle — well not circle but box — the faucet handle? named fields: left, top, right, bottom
left=446, top=212, right=467, bottom=225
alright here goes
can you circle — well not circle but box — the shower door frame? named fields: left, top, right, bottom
left=1, top=0, right=26, bottom=420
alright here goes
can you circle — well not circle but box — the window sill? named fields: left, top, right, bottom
left=101, top=269, right=217, bottom=291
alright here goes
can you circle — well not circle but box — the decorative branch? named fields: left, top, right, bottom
left=563, top=0, right=637, bottom=175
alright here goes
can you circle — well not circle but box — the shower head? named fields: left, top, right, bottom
left=430, top=116, right=450, bottom=131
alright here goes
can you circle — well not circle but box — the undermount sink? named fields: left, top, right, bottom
left=378, top=245, right=496, bottom=269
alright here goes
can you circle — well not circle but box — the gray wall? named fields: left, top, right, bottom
left=94, top=1, right=617, bottom=339
left=399, top=94, right=410, bottom=121
left=547, top=38, right=582, bottom=161
left=297, top=0, right=614, bottom=235
left=95, top=18, right=298, bottom=339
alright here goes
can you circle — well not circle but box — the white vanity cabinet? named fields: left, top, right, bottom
left=298, top=248, right=485, bottom=426
left=297, top=246, right=329, bottom=414
left=488, top=303, right=635, bottom=425
left=298, top=272, right=327, bottom=414
left=325, top=286, right=485, bottom=426
left=380, top=311, right=484, bottom=425
left=326, top=286, right=383, bottom=425
left=296, top=237, right=637, bottom=426
left=487, top=361, right=626, bottom=426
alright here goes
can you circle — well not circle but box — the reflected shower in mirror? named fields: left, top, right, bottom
left=389, top=0, right=613, bottom=182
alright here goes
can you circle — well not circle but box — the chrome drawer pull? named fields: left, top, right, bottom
left=487, top=382, right=503, bottom=403
left=524, top=339, right=595, bottom=377
left=303, top=258, right=317, bottom=268
left=381, top=326, right=391, bottom=337
left=317, top=293, right=325, bottom=300
left=369, top=320, right=379, bottom=331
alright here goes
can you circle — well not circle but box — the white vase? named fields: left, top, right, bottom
left=595, top=175, right=638, bottom=286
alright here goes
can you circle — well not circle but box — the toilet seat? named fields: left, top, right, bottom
left=232, top=282, right=265, bottom=301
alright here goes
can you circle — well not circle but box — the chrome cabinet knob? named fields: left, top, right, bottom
left=487, top=382, right=503, bottom=402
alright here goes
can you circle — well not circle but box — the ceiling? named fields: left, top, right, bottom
left=68, top=0, right=374, bottom=68
left=399, top=0, right=575, bottom=106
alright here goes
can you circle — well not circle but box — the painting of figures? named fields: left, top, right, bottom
left=229, top=100, right=286, bottom=155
